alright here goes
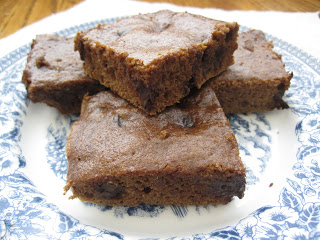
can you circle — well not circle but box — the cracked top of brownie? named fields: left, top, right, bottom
left=77, top=10, right=238, bottom=64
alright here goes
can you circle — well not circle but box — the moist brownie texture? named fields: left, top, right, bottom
left=208, top=29, right=293, bottom=115
left=75, top=10, right=239, bottom=115
left=65, top=87, right=246, bottom=206
left=22, top=34, right=106, bottom=114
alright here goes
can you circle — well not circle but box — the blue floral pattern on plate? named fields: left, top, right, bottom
left=0, top=19, right=319, bottom=239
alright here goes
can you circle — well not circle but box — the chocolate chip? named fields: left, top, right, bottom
left=133, top=80, right=158, bottom=112
left=209, top=176, right=245, bottom=198
left=143, top=187, right=152, bottom=194
left=95, top=182, right=124, bottom=200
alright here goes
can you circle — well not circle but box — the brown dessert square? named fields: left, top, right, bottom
left=75, top=10, right=239, bottom=115
left=64, top=87, right=246, bottom=206
left=209, top=29, right=293, bottom=114
left=22, top=34, right=106, bottom=114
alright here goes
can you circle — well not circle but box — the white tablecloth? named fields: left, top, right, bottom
left=0, top=0, right=319, bottom=60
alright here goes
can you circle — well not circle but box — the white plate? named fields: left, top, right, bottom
left=0, top=19, right=320, bottom=239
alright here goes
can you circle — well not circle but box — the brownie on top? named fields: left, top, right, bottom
left=22, top=34, right=106, bottom=114
left=209, top=29, right=293, bottom=114
left=75, top=10, right=239, bottom=115
left=64, top=87, right=246, bottom=206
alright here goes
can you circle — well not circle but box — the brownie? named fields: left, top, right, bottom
left=64, top=87, right=246, bottom=206
left=208, top=29, right=293, bottom=115
left=75, top=10, right=239, bottom=115
left=22, top=34, right=106, bottom=114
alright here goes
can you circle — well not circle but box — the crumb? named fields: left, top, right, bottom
left=269, top=183, right=273, bottom=187
left=160, top=130, right=169, bottom=139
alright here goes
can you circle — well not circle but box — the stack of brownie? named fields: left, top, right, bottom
left=22, top=10, right=292, bottom=206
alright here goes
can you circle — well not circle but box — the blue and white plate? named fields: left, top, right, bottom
left=0, top=18, right=320, bottom=239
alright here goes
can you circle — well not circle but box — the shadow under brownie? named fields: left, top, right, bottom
left=64, top=87, right=246, bottom=206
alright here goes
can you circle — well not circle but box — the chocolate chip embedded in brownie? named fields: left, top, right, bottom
left=22, top=34, right=106, bottom=114
left=64, top=86, right=246, bottom=206
left=75, top=10, right=239, bottom=115
left=209, top=29, right=293, bottom=115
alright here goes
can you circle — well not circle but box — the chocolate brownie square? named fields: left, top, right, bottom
left=64, top=87, right=246, bottom=206
left=22, top=34, right=106, bottom=114
left=75, top=10, right=239, bottom=115
left=209, top=29, right=293, bottom=114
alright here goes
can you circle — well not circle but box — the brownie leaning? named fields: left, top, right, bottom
left=22, top=34, right=106, bottom=114
left=64, top=87, right=246, bottom=206
left=75, top=10, right=239, bottom=115
left=209, top=29, right=293, bottom=114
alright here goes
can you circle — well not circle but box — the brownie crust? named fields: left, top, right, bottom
left=75, top=10, right=239, bottom=115
left=209, top=29, right=293, bottom=114
left=65, top=87, right=246, bottom=206
left=22, top=34, right=106, bottom=114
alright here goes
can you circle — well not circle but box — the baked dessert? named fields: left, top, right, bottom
left=209, top=29, right=293, bottom=115
left=22, top=29, right=291, bottom=116
left=64, top=87, right=246, bottom=206
left=22, top=34, right=106, bottom=114
left=75, top=10, right=239, bottom=115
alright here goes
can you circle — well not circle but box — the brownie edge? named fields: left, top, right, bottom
left=75, top=10, right=239, bottom=115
